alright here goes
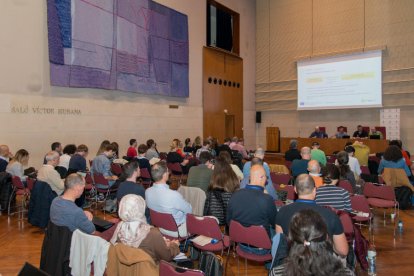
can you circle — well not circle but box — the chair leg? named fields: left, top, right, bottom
left=7, top=188, right=16, bottom=216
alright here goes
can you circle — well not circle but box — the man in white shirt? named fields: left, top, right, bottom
left=38, top=151, right=65, bottom=195
left=336, top=145, right=361, bottom=179
left=146, top=161, right=192, bottom=238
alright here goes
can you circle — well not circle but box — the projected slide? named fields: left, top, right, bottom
left=297, top=50, right=382, bottom=110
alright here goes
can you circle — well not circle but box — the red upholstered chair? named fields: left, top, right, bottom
left=92, top=173, right=117, bottom=213
left=327, top=155, right=337, bottom=164
left=362, top=126, right=370, bottom=134
left=284, top=160, right=292, bottom=170
left=363, top=182, right=398, bottom=226
left=360, top=166, right=370, bottom=175
left=110, top=163, right=123, bottom=176
left=228, top=220, right=272, bottom=274
left=186, top=214, right=230, bottom=255
left=351, top=195, right=373, bottom=237
left=319, top=126, right=326, bottom=133
left=270, top=172, right=292, bottom=185
left=167, top=162, right=187, bottom=185
left=26, top=178, right=35, bottom=191
left=338, top=180, right=353, bottom=195
left=375, top=126, right=386, bottom=139
left=339, top=211, right=355, bottom=243
left=149, top=209, right=187, bottom=241
left=140, top=168, right=152, bottom=189
left=8, top=176, right=30, bottom=217
left=337, top=126, right=348, bottom=132
left=159, top=260, right=204, bottom=276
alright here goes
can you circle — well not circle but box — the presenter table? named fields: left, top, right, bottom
left=280, top=137, right=388, bottom=155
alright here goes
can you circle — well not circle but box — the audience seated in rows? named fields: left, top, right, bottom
left=145, top=139, right=159, bottom=160
left=167, top=139, right=190, bottom=174
left=307, top=160, right=323, bottom=188
left=38, top=151, right=65, bottom=195
left=311, top=142, right=327, bottom=166
left=59, top=144, right=76, bottom=171
left=389, top=140, right=412, bottom=167
left=0, top=145, right=12, bottom=172
left=336, top=151, right=357, bottom=193
left=91, top=144, right=118, bottom=187
left=187, top=151, right=213, bottom=193
left=203, top=156, right=239, bottom=225
left=378, top=145, right=413, bottom=181
left=243, top=148, right=270, bottom=180
left=68, top=144, right=89, bottom=173
left=6, top=149, right=29, bottom=183
left=110, top=194, right=180, bottom=264
left=291, top=147, right=311, bottom=177
left=116, top=161, right=145, bottom=203
left=183, top=138, right=194, bottom=154
left=227, top=164, right=278, bottom=254
left=316, top=164, right=352, bottom=212
left=195, top=140, right=211, bottom=159
left=96, top=140, right=110, bottom=156
left=276, top=174, right=348, bottom=257
left=270, top=209, right=352, bottom=276
left=145, top=161, right=192, bottom=238
left=284, top=139, right=301, bottom=162
left=49, top=173, right=95, bottom=234
left=229, top=137, right=249, bottom=159
left=335, top=145, right=361, bottom=180
left=137, top=144, right=152, bottom=176
left=127, top=139, right=138, bottom=158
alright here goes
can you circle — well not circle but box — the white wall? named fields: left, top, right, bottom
left=0, top=0, right=256, bottom=168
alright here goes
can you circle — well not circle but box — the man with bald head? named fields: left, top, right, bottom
left=227, top=164, right=278, bottom=253
left=291, top=147, right=311, bottom=177
left=276, top=174, right=348, bottom=257
left=0, top=145, right=12, bottom=172
left=307, top=160, right=323, bottom=188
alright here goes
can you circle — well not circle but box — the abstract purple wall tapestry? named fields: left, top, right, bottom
left=47, top=0, right=189, bottom=97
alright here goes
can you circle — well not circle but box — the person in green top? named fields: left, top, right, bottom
left=311, top=142, right=327, bottom=166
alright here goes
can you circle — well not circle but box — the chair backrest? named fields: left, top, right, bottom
left=284, top=160, right=292, bottom=169
left=338, top=211, right=354, bottom=239
left=27, top=178, right=35, bottom=191
left=360, top=166, right=370, bottom=175
left=159, top=152, right=168, bottom=160
left=270, top=173, right=291, bottom=185
left=350, top=195, right=371, bottom=213
left=363, top=182, right=395, bottom=201
left=167, top=162, right=183, bottom=175
left=229, top=220, right=271, bottom=249
left=92, top=173, right=109, bottom=186
left=327, top=155, right=337, bottom=164
left=337, top=126, right=348, bottom=132
left=319, top=126, right=326, bottom=133
left=11, top=176, right=25, bottom=190
left=338, top=180, right=353, bottom=194
left=362, top=126, right=370, bottom=134
left=85, top=173, right=93, bottom=184
left=159, top=260, right=204, bottom=276
left=149, top=209, right=179, bottom=232
left=278, top=184, right=297, bottom=200
left=268, top=164, right=290, bottom=174
left=111, top=163, right=123, bottom=176
left=186, top=214, right=222, bottom=240
left=140, top=168, right=151, bottom=179
left=375, top=126, right=386, bottom=139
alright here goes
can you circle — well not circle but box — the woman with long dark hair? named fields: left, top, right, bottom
left=270, top=209, right=352, bottom=276
left=336, top=151, right=356, bottom=193
left=378, top=145, right=412, bottom=178
left=203, top=156, right=239, bottom=225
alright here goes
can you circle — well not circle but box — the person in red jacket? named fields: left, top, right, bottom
left=126, top=139, right=138, bottom=158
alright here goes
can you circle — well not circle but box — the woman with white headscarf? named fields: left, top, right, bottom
left=110, top=194, right=180, bottom=263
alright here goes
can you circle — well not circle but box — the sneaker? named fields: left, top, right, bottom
left=96, top=194, right=105, bottom=202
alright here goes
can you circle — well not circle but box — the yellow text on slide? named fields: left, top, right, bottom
left=306, top=77, right=323, bottom=83
left=342, top=72, right=375, bottom=80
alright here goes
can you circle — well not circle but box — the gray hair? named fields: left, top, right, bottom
left=294, top=174, right=315, bottom=196
left=254, top=147, right=265, bottom=157
left=64, top=173, right=84, bottom=190
left=300, top=147, right=311, bottom=155
left=289, top=139, right=298, bottom=149
left=151, top=161, right=168, bottom=182
left=45, top=151, right=60, bottom=162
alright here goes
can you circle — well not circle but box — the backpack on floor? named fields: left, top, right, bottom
left=199, top=251, right=223, bottom=276
left=394, top=186, right=412, bottom=210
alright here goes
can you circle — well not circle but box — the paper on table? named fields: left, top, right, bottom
left=174, top=252, right=187, bottom=260
left=191, top=235, right=213, bottom=246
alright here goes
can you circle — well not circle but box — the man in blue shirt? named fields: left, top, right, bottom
left=291, top=147, right=311, bottom=177
left=50, top=173, right=95, bottom=234
left=91, top=144, right=118, bottom=187
left=309, top=126, right=328, bottom=138
left=146, top=161, right=192, bottom=238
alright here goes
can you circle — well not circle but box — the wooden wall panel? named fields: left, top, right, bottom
left=203, top=47, right=243, bottom=142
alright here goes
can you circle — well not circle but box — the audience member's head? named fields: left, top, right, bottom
left=170, top=139, right=181, bottom=151
left=251, top=157, right=264, bottom=166
left=76, top=144, right=89, bottom=156
left=389, top=140, right=402, bottom=149
left=12, top=149, right=29, bottom=166
left=111, top=194, right=151, bottom=248
left=223, top=137, right=231, bottom=144
left=345, top=141, right=353, bottom=147
left=103, top=144, right=115, bottom=158
left=294, top=174, right=316, bottom=198
left=45, top=151, right=60, bottom=167
left=199, top=151, right=213, bottom=166
left=64, top=173, right=85, bottom=198
left=51, top=142, right=62, bottom=153
left=151, top=161, right=169, bottom=183
left=300, top=147, right=311, bottom=160
left=315, top=126, right=320, bottom=132
left=357, top=125, right=363, bottom=132
left=336, top=151, right=351, bottom=177
left=202, top=139, right=211, bottom=148
left=209, top=156, right=239, bottom=193
left=138, top=144, right=148, bottom=155
left=184, top=138, right=191, bottom=146
left=254, top=148, right=265, bottom=160
left=129, top=139, right=137, bottom=147
left=146, top=139, right=156, bottom=149
left=194, top=136, right=202, bottom=146
left=344, top=145, right=355, bottom=156
left=249, top=164, right=267, bottom=188
left=307, top=160, right=320, bottom=175
left=218, top=151, right=232, bottom=164
left=383, top=145, right=403, bottom=162
left=120, top=160, right=140, bottom=182
left=321, top=163, right=340, bottom=185
left=0, top=145, right=11, bottom=159
left=231, top=136, right=238, bottom=143
left=289, top=139, right=298, bottom=149
left=97, top=140, right=110, bottom=155
left=63, top=144, right=77, bottom=156
left=338, top=126, right=345, bottom=133
left=311, top=142, right=320, bottom=149
left=284, top=209, right=345, bottom=276
left=111, top=142, right=119, bottom=156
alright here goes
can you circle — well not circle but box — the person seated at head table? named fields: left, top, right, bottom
left=309, top=126, right=328, bottom=139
